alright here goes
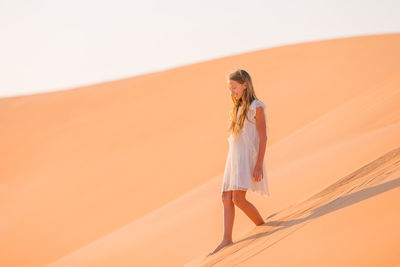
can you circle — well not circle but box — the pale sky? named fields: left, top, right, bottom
left=0, top=0, right=399, bottom=98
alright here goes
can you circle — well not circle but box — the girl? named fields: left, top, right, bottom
left=211, top=69, right=270, bottom=255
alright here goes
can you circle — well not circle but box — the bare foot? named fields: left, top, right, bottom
left=209, top=239, right=234, bottom=255
left=256, top=219, right=266, bottom=226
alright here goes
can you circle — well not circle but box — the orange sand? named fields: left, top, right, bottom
left=0, top=33, right=399, bottom=266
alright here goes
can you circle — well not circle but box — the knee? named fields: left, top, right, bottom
left=221, top=193, right=233, bottom=205
left=232, top=196, right=246, bottom=207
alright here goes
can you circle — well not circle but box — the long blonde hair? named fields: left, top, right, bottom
left=227, top=69, right=259, bottom=139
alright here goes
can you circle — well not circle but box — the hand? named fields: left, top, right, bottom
left=252, top=164, right=263, bottom=182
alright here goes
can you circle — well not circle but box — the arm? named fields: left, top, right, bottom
left=255, top=106, right=267, bottom=167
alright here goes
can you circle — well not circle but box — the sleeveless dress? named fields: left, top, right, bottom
left=221, top=99, right=270, bottom=197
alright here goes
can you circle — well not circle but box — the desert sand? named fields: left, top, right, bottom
left=1, top=33, right=399, bottom=266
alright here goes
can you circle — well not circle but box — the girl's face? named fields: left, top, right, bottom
left=229, top=79, right=247, bottom=100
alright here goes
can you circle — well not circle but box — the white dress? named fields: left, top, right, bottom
left=221, top=99, right=270, bottom=197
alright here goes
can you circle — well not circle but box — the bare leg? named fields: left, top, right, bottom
left=210, top=191, right=235, bottom=255
left=232, top=190, right=265, bottom=226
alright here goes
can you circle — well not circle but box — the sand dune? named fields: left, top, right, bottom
left=187, top=147, right=400, bottom=266
left=1, top=33, right=399, bottom=266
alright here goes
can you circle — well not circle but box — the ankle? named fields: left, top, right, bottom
left=222, top=237, right=233, bottom=242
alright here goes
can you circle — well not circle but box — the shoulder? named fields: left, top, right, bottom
left=250, top=99, right=266, bottom=110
